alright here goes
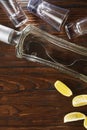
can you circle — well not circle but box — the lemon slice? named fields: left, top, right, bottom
left=84, top=117, right=87, bottom=129
left=72, top=95, right=87, bottom=107
left=54, top=80, right=73, bottom=97
left=64, top=112, right=86, bottom=123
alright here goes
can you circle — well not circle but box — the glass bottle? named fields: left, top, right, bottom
left=0, top=24, right=87, bottom=83
left=0, top=0, right=28, bottom=27
left=27, top=0, right=69, bottom=31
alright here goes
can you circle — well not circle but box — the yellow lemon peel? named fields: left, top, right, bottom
left=72, top=95, right=87, bottom=107
left=54, top=80, right=73, bottom=97
left=64, top=112, right=86, bottom=123
left=84, top=117, right=87, bottom=129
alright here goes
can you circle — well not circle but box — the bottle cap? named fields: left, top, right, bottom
left=0, top=25, right=14, bottom=44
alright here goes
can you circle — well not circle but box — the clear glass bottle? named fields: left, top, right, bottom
left=0, top=0, right=28, bottom=27
left=65, top=17, right=87, bottom=39
left=27, top=0, right=69, bottom=31
left=0, top=24, right=87, bottom=83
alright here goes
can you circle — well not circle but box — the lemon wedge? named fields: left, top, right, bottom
left=84, top=117, right=87, bottom=129
left=72, top=95, right=87, bottom=107
left=54, top=80, right=73, bottom=97
left=64, top=112, right=86, bottom=123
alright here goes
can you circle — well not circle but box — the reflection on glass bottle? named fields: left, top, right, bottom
left=0, top=24, right=87, bottom=83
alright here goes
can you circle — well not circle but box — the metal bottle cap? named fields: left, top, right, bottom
left=0, top=24, right=14, bottom=44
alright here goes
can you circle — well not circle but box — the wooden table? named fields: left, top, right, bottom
left=0, top=0, right=87, bottom=130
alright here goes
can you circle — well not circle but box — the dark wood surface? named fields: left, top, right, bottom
left=0, top=0, right=87, bottom=130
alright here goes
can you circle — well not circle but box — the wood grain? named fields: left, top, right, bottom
left=0, top=0, right=87, bottom=130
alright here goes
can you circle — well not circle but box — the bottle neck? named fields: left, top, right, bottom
left=10, top=31, right=22, bottom=45
left=0, top=24, right=21, bottom=45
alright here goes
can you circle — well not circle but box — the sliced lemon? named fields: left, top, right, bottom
left=84, top=117, right=87, bottom=129
left=72, top=95, right=87, bottom=107
left=64, top=112, right=86, bottom=123
left=54, top=80, right=73, bottom=97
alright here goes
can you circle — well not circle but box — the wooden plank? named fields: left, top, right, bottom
left=0, top=0, right=87, bottom=130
